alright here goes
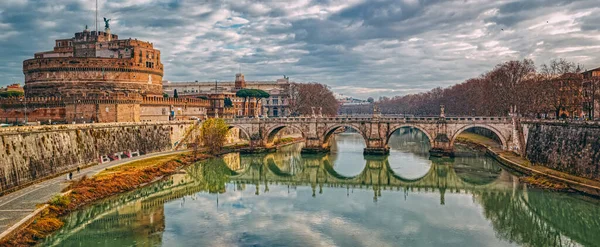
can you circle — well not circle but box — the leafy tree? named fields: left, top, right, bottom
left=200, top=118, right=229, bottom=155
left=224, top=97, right=233, bottom=108
left=367, top=97, right=374, bottom=103
left=236, top=89, right=270, bottom=115
left=173, top=89, right=179, bottom=98
left=163, top=93, right=168, bottom=98
left=236, top=89, right=270, bottom=98
left=0, top=91, right=24, bottom=98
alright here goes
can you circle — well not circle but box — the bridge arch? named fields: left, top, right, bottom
left=264, top=124, right=305, bottom=145
left=386, top=125, right=434, bottom=147
left=227, top=124, right=251, bottom=140
left=450, top=124, right=507, bottom=149
left=321, top=124, right=368, bottom=146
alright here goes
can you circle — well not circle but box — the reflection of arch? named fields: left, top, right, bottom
left=385, top=159, right=433, bottom=183
left=266, top=157, right=293, bottom=177
left=322, top=124, right=367, bottom=146
left=450, top=124, right=507, bottom=149
left=386, top=125, right=433, bottom=147
left=322, top=158, right=363, bottom=180
left=228, top=124, right=251, bottom=139
left=264, top=124, right=305, bottom=144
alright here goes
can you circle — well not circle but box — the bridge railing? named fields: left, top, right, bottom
left=226, top=116, right=513, bottom=123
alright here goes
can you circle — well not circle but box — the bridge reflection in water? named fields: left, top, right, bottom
left=40, top=132, right=600, bottom=247
left=224, top=147, right=513, bottom=205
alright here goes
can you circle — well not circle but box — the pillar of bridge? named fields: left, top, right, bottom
left=301, top=137, right=330, bottom=154
left=429, top=117, right=454, bottom=157
left=363, top=144, right=389, bottom=155
left=301, top=117, right=330, bottom=154
left=429, top=135, right=454, bottom=157
left=363, top=119, right=390, bottom=155
left=240, top=133, right=274, bottom=153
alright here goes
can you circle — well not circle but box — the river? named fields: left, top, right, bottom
left=41, top=128, right=600, bottom=247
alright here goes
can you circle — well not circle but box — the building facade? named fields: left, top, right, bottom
left=583, top=67, right=600, bottom=120
left=163, top=74, right=291, bottom=117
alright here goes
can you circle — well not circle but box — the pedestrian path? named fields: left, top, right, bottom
left=0, top=150, right=188, bottom=233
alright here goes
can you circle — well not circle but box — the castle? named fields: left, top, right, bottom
left=1, top=26, right=210, bottom=124
left=24, top=27, right=164, bottom=97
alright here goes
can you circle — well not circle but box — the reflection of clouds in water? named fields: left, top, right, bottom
left=330, top=133, right=366, bottom=176
left=162, top=184, right=511, bottom=246
left=388, top=150, right=432, bottom=179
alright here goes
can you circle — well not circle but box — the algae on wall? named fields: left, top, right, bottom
left=0, top=123, right=187, bottom=193
left=526, top=123, right=600, bottom=181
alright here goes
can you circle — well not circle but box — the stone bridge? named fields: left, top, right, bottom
left=226, top=114, right=524, bottom=156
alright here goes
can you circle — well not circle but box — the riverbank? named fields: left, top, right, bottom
left=0, top=151, right=209, bottom=247
left=0, top=136, right=303, bottom=246
left=456, top=133, right=600, bottom=197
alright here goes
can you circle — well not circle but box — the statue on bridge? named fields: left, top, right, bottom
left=440, top=104, right=445, bottom=118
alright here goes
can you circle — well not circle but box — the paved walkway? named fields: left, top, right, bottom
left=0, top=150, right=188, bottom=233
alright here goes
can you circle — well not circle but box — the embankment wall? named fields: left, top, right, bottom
left=525, top=122, right=600, bottom=181
left=0, top=121, right=194, bottom=193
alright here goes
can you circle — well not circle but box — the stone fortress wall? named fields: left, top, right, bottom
left=23, top=57, right=163, bottom=97
left=0, top=121, right=195, bottom=194
left=0, top=95, right=210, bottom=123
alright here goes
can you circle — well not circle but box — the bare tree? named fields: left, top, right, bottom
left=289, top=83, right=339, bottom=116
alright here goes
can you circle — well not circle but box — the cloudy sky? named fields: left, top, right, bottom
left=1, top=0, right=600, bottom=98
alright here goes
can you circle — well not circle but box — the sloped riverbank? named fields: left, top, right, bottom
left=456, top=132, right=600, bottom=197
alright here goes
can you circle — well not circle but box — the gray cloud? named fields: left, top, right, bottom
left=1, top=0, right=600, bottom=99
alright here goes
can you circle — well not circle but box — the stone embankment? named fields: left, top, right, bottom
left=457, top=130, right=600, bottom=197
left=524, top=121, right=600, bottom=181
left=0, top=121, right=195, bottom=194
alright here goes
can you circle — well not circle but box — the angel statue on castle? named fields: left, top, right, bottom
left=103, top=17, right=110, bottom=29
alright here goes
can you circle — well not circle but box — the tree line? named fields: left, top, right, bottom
left=377, top=58, right=600, bottom=119
left=0, top=91, right=24, bottom=98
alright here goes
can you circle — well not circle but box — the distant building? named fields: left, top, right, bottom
left=164, top=74, right=291, bottom=117
left=583, top=67, right=600, bottom=120
left=0, top=84, right=24, bottom=94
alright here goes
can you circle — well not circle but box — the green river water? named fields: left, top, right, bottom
left=41, top=128, right=600, bottom=247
